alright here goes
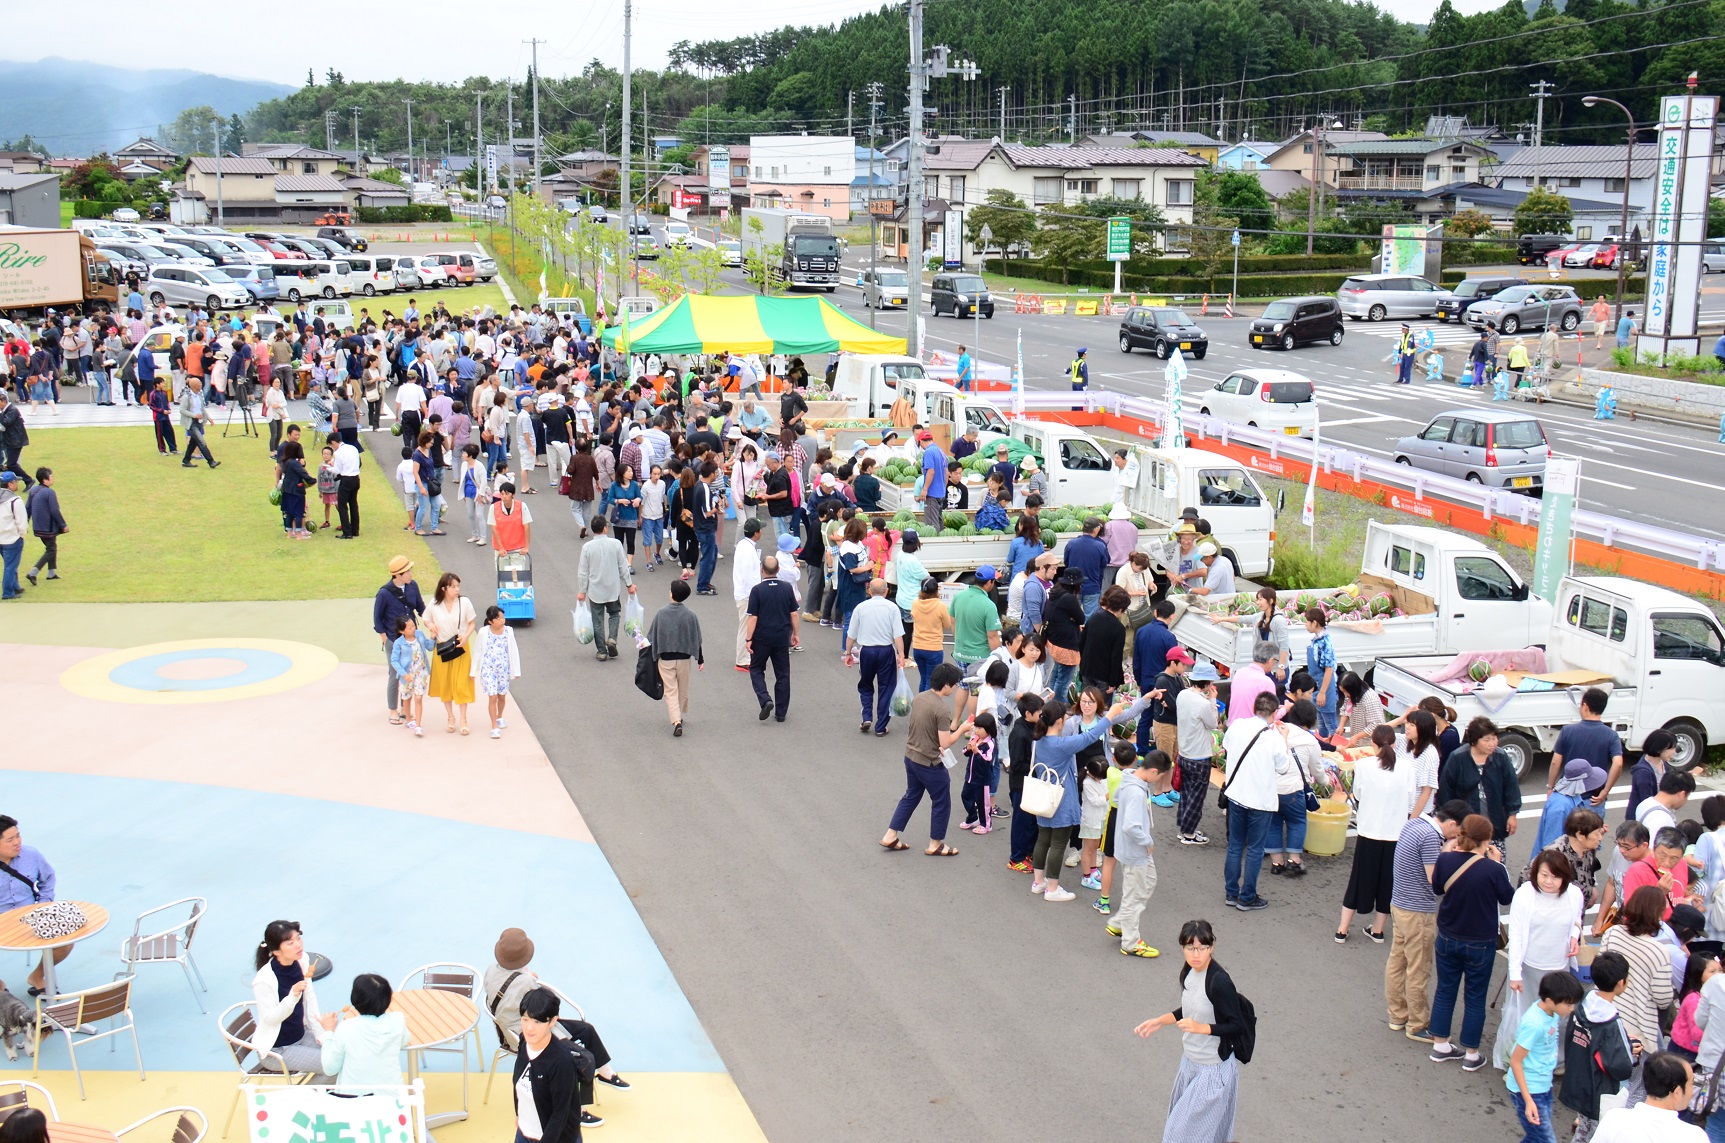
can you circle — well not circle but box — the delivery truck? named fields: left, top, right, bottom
left=0, top=226, right=120, bottom=315
left=741, top=207, right=840, bottom=291
left=1374, top=575, right=1725, bottom=776
left=1171, top=521, right=1550, bottom=675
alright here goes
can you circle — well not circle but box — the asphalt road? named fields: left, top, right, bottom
left=407, top=460, right=1686, bottom=1143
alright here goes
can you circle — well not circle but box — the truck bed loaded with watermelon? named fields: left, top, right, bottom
left=1171, top=522, right=1552, bottom=676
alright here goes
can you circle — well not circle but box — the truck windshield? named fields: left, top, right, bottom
left=794, top=236, right=840, bottom=256
left=1197, top=469, right=1262, bottom=508
left=880, top=363, right=926, bottom=387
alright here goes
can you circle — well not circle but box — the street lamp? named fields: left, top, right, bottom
left=1582, top=95, right=1637, bottom=323
left=1306, top=118, right=1344, bottom=256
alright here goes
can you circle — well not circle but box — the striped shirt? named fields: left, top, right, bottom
left=1596, top=928, right=1674, bottom=1043
left=1391, top=816, right=1444, bottom=913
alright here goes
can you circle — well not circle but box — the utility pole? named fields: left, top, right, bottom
left=505, top=83, right=514, bottom=187
left=905, top=3, right=977, bottom=359
left=847, top=89, right=854, bottom=138
left=475, top=90, right=485, bottom=195
left=211, top=116, right=224, bottom=227
left=1216, top=95, right=1225, bottom=143
left=868, top=81, right=883, bottom=330
left=404, top=98, right=414, bottom=183
left=1530, top=80, right=1553, bottom=189
left=1306, top=116, right=1338, bottom=257
left=324, top=109, right=336, bottom=153
left=1069, top=93, right=1077, bottom=144
left=997, top=85, right=1008, bottom=140
left=351, top=107, right=362, bottom=175
left=622, top=0, right=634, bottom=300
left=525, top=38, right=545, bottom=197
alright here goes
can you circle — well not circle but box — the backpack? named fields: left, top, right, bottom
left=1232, top=992, right=1258, bottom=1064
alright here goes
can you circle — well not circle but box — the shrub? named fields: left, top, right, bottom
left=353, top=205, right=454, bottom=224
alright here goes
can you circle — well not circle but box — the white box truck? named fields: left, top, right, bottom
left=741, top=207, right=840, bottom=291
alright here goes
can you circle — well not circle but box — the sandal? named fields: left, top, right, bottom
left=446, top=722, right=457, bottom=734
left=879, top=839, right=910, bottom=851
left=459, top=725, right=470, bottom=736
left=388, top=715, right=406, bottom=725
left=429, top=529, right=447, bottom=535
left=925, top=844, right=960, bottom=857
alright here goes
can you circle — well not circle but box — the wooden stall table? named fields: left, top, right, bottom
left=390, top=988, right=479, bottom=1130
left=47, top=1124, right=119, bottom=1143
left=0, top=903, right=109, bottom=996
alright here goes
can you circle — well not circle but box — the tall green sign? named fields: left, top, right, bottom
left=1106, top=216, right=1130, bottom=263
left=1531, top=456, right=1579, bottom=601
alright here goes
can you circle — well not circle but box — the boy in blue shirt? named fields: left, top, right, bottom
left=1506, top=970, right=1584, bottom=1143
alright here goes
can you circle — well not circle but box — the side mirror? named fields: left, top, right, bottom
left=1514, top=582, right=1530, bottom=601
left=1276, top=488, right=1286, bottom=513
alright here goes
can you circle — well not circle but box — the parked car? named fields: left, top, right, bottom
left=1563, top=244, right=1602, bottom=268
left=663, top=221, right=694, bottom=248
left=226, top=264, right=279, bottom=303
left=1393, top=408, right=1550, bottom=492
left=243, top=233, right=307, bottom=260
left=111, top=207, right=141, bottom=222
left=317, top=226, right=368, bottom=252
left=474, top=255, right=497, bottom=282
left=168, top=236, right=250, bottom=267
left=152, top=242, right=215, bottom=268
left=1190, top=368, right=1317, bottom=438
left=1590, top=244, right=1621, bottom=269
left=1337, top=273, right=1444, bottom=321
left=1118, top=305, right=1207, bottom=359
left=930, top=272, right=994, bottom=319
left=1462, top=284, right=1583, bottom=335
left=270, top=259, right=352, bottom=302
left=1517, top=234, right=1569, bottom=265
left=95, top=240, right=175, bottom=269
left=145, top=266, right=251, bottom=311
left=342, top=255, right=396, bottom=296
left=1433, top=277, right=1527, bottom=323
left=633, top=236, right=661, bottom=261
left=1248, top=295, right=1343, bottom=349
left=394, top=256, right=446, bottom=288
left=300, top=237, right=349, bottom=259
left=1703, top=241, right=1725, bottom=273
left=717, top=239, right=742, bottom=267
left=861, top=267, right=912, bottom=309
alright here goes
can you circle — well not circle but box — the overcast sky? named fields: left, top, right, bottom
left=21, top=0, right=1485, bottom=87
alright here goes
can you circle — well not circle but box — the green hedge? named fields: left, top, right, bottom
left=72, top=199, right=126, bottom=219
left=353, top=205, right=454, bottom=223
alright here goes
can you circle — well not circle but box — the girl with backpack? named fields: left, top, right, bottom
left=1135, top=919, right=1254, bottom=1143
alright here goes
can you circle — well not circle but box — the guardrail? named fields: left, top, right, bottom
left=1010, top=390, right=1725, bottom=575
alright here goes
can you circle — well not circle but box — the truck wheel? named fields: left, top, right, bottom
left=1495, top=730, right=1539, bottom=780
left=1663, top=720, right=1707, bottom=771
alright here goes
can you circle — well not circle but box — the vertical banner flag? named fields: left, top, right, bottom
left=1162, top=347, right=1186, bottom=448
left=1302, top=407, right=1321, bottom=534
left=1013, top=327, right=1024, bottom=416
left=1532, top=456, right=1580, bottom=602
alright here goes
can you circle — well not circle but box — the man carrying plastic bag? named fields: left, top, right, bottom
left=576, top=515, right=636, bottom=662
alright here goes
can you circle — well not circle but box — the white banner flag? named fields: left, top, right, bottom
left=1301, top=407, right=1321, bottom=530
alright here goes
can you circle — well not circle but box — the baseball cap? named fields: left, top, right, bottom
left=0, top=471, right=16, bottom=484
left=1165, top=647, right=1195, bottom=666
left=743, top=518, right=763, bottom=536
left=916, top=430, right=933, bottom=441
left=1670, top=904, right=1707, bottom=934
left=1197, top=541, right=1218, bottom=558
left=974, top=564, right=998, bottom=582
left=1189, top=662, right=1221, bottom=683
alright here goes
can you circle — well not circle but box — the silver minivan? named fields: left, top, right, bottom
left=145, top=266, right=252, bottom=311
left=1338, top=273, right=1445, bottom=321
left=1394, top=408, right=1549, bottom=492
left=342, top=255, right=397, bottom=296
left=1703, top=241, right=1725, bottom=273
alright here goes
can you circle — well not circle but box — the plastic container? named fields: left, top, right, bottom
left=1303, top=798, right=1354, bottom=857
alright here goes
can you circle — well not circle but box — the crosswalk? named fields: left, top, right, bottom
left=1353, top=322, right=1483, bottom=348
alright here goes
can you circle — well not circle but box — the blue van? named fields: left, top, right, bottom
left=227, top=264, right=279, bottom=303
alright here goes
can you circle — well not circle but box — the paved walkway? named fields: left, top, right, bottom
left=2, top=602, right=766, bottom=1143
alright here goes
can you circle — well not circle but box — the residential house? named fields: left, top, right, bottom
left=748, top=135, right=855, bottom=219
left=241, top=144, right=344, bottom=178
left=0, top=171, right=62, bottom=228
left=877, top=197, right=954, bottom=262
left=0, top=152, right=45, bottom=175
left=328, top=149, right=394, bottom=177
left=851, top=145, right=892, bottom=215
left=1215, top=141, right=1275, bottom=171
left=542, top=150, right=620, bottom=205
left=113, top=137, right=178, bottom=167
left=180, top=156, right=348, bottom=224
left=1322, top=137, right=1495, bottom=222
left=1261, top=129, right=1388, bottom=182
left=1085, top=130, right=1222, bottom=164
left=337, top=173, right=410, bottom=209
left=1488, top=144, right=1658, bottom=231
left=1437, top=183, right=1626, bottom=238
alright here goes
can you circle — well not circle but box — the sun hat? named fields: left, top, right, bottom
left=1189, top=661, right=1221, bottom=683
left=494, top=928, right=535, bottom=970
left=1197, top=541, right=1217, bottom=558
left=387, top=555, right=414, bottom=575
left=1108, top=503, right=1131, bottom=520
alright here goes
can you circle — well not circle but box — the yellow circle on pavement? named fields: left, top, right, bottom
left=61, top=638, right=339, bottom=705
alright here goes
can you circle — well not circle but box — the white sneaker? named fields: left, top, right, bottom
left=1044, top=887, right=1076, bottom=902
left=1030, top=880, right=1046, bottom=895
left=1063, top=851, right=1080, bottom=868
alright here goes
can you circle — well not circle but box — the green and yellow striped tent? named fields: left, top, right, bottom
left=600, top=293, right=908, bottom=356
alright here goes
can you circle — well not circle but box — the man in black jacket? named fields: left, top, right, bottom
left=0, top=392, right=27, bottom=488
left=745, top=556, right=800, bottom=722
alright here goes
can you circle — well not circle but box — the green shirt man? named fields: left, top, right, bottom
left=952, top=571, right=1003, bottom=665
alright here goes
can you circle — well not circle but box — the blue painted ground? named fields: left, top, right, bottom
left=2, top=770, right=721, bottom=1073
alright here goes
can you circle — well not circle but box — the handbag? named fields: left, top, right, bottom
left=1020, top=751, right=1065, bottom=819
left=1217, top=727, right=1272, bottom=811
left=1296, top=748, right=1321, bottom=813
left=435, top=636, right=464, bottom=662
left=1124, top=599, right=1153, bottom=627
left=634, top=645, right=664, bottom=700
left=23, top=901, right=87, bottom=939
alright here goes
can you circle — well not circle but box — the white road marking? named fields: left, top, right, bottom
left=1575, top=455, right=1725, bottom=493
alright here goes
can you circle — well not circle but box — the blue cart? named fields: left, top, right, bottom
left=496, top=551, right=535, bottom=624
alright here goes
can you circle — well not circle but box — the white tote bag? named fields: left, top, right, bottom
left=1020, top=751, right=1065, bottom=819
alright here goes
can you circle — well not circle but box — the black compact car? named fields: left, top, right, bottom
left=317, top=226, right=368, bottom=253
left=1248, top=296, right=1343, bottom=350
left=930, top=272, right=995, bottom=318
left=1119, top=305, right=1208, bottom=359
left=1433, top=277, right=1526, bottom=323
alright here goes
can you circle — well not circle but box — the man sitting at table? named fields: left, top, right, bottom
left=0, top=815, right=69, bottom=997
left=484, top=927, right=631, bottom=1127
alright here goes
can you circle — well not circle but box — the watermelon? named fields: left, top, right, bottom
left=1294, top=592, right=1318, bottom=614
left=1369, top=592, right=1395, bottom=617
left=1039, top=527, right=1057, bottom=546
left=1467, top=658, right=1492, bottom=682
left=957, top=524, right=978, bottom=537
left=943, top=511, right=968, bottom=530
left=892, top=512, right=915, bottom=529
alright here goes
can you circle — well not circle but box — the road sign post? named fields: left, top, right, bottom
left=1231, top=228, right=1241, bottom=308
left=1107, top=215, right=1130, bottom=294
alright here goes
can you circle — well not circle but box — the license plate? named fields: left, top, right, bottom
left=1251, top=335, right=1263, bottom=344
left=1284, top=426, right=1301, bottom=436
left=1180, top=342, right=1192, bottom=350
left=1512, top=476, right=1533, bottom=488
left=890, top=299, right=904, bottom=306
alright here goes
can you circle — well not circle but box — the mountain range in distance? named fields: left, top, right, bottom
left=1, top=58, right=295, bottom=155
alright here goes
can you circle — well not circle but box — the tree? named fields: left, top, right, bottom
left=1513, top=187, right=1573, bottom=236
left=1033, top=206, right=1103, bottom=281
left=373, top=168, right=405, bottom=185
left=62, top=157, right=130, bottom=204
left=1710, top=197, right=1725, bottom=239
left=965, top=189, right=1035, bottom=257
left=162, top=105, right=219, bottom=156
left=1444, top=208, right=1496, bottom=238
left=226, top=113, right=248, bottom=150
left=741, top=217, right=785, bottom=295
left=1202, top=171, right=1274, bottom=235
left=1070, top=196, right=1165, bottom=257
left=1187, top=203, right=1240, bottom=286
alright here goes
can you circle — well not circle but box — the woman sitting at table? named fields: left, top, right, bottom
left=320, top=972, right=409, bottom=1092
left=250, top=920, right=334, bottom=1081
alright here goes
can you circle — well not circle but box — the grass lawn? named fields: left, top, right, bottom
left=382, top=282, right=511, bottom=318
left=18, top=427, right=439, bottom=604
left=60, top=201, right=74, bottom=227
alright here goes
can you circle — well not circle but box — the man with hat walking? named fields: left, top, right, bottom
left=373, top=556, right=425, bottom=722
left=917, top=430, right=947, bottom=531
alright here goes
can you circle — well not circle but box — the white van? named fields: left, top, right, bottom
left=831, top=353, right=930, bottom=418
left=256, top=299, right=354, bottom=336
left=342, top=255, right=397, bottom=296
left=271, top=259, right=353, bottom=301
left=617, top=295, right=658, bottom=320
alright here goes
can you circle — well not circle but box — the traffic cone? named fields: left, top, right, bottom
left=1223, top=295, right=1234, bottom=319
left=1200, top=293, right=1209, bottom=316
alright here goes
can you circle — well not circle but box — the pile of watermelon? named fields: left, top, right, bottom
left=1214, top=584, right=1408, bottom=622
left=879, top=458, right=921, bottom=485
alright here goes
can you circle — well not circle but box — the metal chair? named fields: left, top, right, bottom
left=118, top=897, right=210, bottom=1013
left=0, top=1081, right=59, bottom=1125
left=119, top=1107, right=208, bottom=1143
left=395, top=964, right=483, bottom=1110
left=215, top=1002, right=312, bottom=1138
left=480, top=981, right=586, bottom=1106
left=31, top=976, right=144, bottom=1099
